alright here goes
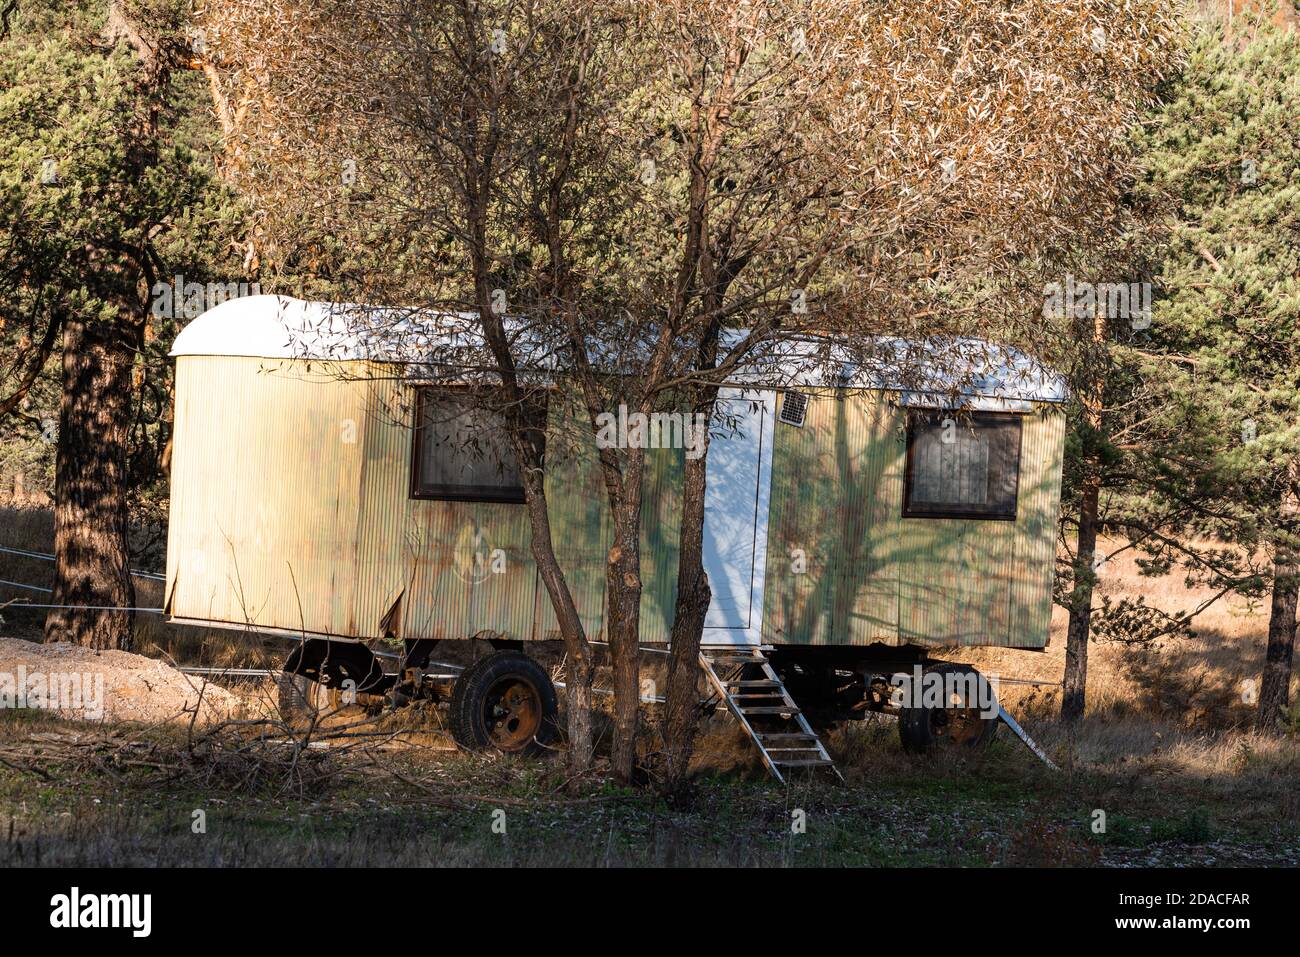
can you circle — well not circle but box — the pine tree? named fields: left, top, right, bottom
left=0, top=0, right=243, bottom=649
left=1137, top=9, right=1300, bottom=729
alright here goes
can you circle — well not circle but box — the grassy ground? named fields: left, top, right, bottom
left=0, top=700, right=1296, bottom=867
left=0, top=681, right=1294, bottom=868
left=2, top=503, right=1298, bottom=866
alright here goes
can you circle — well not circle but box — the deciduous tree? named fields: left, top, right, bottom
left=204, top=0, right=1180, bottom=784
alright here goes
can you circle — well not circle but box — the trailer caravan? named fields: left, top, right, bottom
left=167, top=296, right=1066, bottom=774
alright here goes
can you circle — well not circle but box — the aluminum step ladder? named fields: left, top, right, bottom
left=700, top=647, right=843, bottom=784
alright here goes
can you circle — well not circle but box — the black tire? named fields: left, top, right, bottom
left=278, top=672, right=329, bottom=720
left=277, top=672, right=307, bottom=720
left=449, top=651, right=558, bottom=756
left=898, top=663, right=999, bottom=753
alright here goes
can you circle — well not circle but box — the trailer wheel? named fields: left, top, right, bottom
left=278, top=672, right=331, bottom=720
left=898, top=663, right=998, bottom=753
left=449, top=651, right=558, bottom=756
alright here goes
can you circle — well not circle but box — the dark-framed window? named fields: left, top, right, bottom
left=410, top=388, right=546, bottom=503
left=902, top=411, right=1022, bottom=521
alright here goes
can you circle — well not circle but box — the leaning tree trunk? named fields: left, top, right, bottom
left=44, top=314, right=141, bottom=651
left=523, top=476, right=596, bottom=776
left=661, top=424, right=713, bottom=795
left=471, top=260, right=597, bottom=778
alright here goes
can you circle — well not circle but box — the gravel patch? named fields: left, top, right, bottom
left=0, top=636, right=244, bottom=724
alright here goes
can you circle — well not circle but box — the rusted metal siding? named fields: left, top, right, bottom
left=762, top=390, right=1063, bottom=648
left=168, top=359, right=683, bottom=644
left=351, top=372, right=543, bottom=643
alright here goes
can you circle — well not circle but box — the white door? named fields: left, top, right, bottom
left=700, top=388, right=776, bottom=646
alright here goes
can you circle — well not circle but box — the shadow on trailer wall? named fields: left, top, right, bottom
left=761, top=391, right=1064, bottom=649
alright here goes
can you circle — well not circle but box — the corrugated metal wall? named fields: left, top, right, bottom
left=1008, top=406, right=1066, bottom=645
left=167, top=357, right=684, bottom=644
left=352, top=372, right=544, bottom=643
left=168, top=359, right=1063, bottom=649
left=166, top=356, right=368, bottom=635
left=761, top=391, right=1064, bottom=648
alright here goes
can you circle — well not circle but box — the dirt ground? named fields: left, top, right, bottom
left=963, top=536, right=1299, bottom=732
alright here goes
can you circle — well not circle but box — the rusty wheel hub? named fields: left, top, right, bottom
left=930, top=704, right=986, bottom=746
left=484, top=677, right=543, bottom=751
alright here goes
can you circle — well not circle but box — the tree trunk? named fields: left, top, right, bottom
left=1257, top=471, right=1299, bottom=731
left=561, top=639, right=595, bottom=773
left=605, top=462, right=645, bottom=784
left=41, top=0, right=175, bottom=651
left=1062, top=308, right=1108, bottom=723
left=483, top=359, right=595, bottom=777
left=1257, top=552, right=1297, bottom=731
left=523, top=479, right=596, bottom=775
left=661, top=426, right=713, bottom=795
left=461, top=109, right=599, bottom=768
left=1061, top=469, right=1100, bottom=722
left=44, top=314, right=140, bottom=651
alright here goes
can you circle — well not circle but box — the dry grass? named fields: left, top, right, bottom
left=961, top=536, right=1288, bottom=730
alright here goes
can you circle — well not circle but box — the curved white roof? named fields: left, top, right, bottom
left=171, top=294, right=1066, bottom=409
left=169, top=295, right=470, bottom=362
